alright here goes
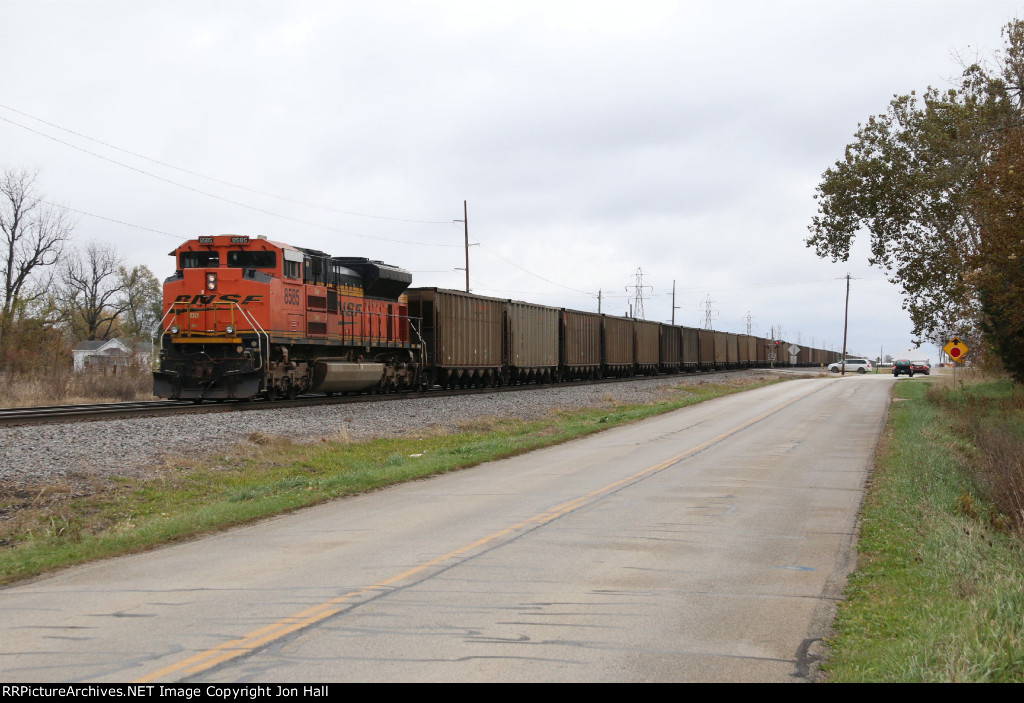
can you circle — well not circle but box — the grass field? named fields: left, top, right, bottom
left=824, top=374, right=1024, bottom=682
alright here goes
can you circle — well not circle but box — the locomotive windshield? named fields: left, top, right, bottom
left=179, top=251, right=219, bottom=268
left=227, top=251, right=277, bottom=269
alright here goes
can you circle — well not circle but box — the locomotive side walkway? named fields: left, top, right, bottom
left=0, top=374, right=891, bottom=682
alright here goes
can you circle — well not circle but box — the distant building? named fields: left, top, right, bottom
left=71, top=338, right=154, bottom=373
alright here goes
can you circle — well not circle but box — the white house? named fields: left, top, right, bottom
left=71, top=338, right=154, bottom=373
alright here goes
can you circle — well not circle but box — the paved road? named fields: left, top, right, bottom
left=0, top=375, right=892, bottom=682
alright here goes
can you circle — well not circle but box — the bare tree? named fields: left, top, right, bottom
left=59, top=241, right=129, bottom=341
left=0, top=169, right=74, bottom=351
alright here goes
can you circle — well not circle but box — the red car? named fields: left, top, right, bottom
left=910, top=361, right=931, bottom=376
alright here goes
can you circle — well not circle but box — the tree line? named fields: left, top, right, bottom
left=0, top=168, right=162, bottom=374
left=807, top=20, right=1024, bottom=383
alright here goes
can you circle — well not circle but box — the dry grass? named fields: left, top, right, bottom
left=454, top=415, right=508, bottom=433
left=0, top=363, right=156, bottom=407
left=927, top=376, right=1024, bottom=536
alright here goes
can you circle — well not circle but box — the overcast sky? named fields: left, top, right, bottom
left=3, top=0, right=1019, bottom=361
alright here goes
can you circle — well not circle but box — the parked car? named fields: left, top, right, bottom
left=893, top=359, right=914, bottom=377
left=910, top=360, right=930, bottom=375
left=828, top=358, right=873, bottom=374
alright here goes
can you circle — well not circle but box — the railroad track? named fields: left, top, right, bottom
left=0, top=400, right=197, bottom=427
left=0, top=370, right=770, bottom=427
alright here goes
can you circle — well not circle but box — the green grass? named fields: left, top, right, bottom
left=0, top=378, right=780, bottom=584
left=825, top=378, right=1024, bottom=682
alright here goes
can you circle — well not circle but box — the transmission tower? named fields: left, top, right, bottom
left=744, top=311, right=752, bottom=335
left=626, top=268, right=652, bottom=319
left=702, top=294, right=718, bottom=330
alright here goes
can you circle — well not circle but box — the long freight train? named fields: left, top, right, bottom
left=153, top=235, right=841, bottom=401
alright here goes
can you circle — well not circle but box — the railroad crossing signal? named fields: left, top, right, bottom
left=942, top=337, right=969, bottom=364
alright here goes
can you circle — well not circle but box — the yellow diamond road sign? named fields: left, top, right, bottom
left=943, top=338, right=968, bottom=364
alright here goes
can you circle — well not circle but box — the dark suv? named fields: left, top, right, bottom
left=893, top=359, right=914, bottom=377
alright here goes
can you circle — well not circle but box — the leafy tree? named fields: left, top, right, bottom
left=974, top=125, right=1024, bottom=382
left=806, top=21, right=1024, bottom=355
left=117, top=264, right=162, bottom=341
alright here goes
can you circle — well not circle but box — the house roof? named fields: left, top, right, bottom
left=72, top=340, right=110, bottom=351
left=72, top=338, right=153, bottom=353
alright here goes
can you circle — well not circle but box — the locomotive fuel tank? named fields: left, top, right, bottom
left=310, top=360, right=386, bottom=394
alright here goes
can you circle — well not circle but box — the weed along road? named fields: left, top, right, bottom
left=0, top=375, right=892, bottom=682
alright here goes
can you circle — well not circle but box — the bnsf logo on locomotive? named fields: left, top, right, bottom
left=341, top=301, right=362, bottom=316
left=174, top=294, right=264, bottom=306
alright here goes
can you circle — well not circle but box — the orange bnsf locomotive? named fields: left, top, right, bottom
left=153, top=235, right=419, bottom=401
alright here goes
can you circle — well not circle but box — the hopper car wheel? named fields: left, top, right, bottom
left=286, top=383, right=298, bottom=400
left=265, top=387, right=278, bottom=402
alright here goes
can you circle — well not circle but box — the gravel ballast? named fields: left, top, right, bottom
left=0, top=371, right=785, bottom=491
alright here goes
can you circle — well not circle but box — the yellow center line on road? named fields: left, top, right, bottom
left=133, top=381, right=827, bottom=682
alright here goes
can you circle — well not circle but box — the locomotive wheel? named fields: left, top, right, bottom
left=286, top=383, right=298, bottom=400
left=265, top=387, right=278, bottom=402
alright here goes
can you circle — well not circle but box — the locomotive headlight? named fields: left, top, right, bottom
left=225, top=324, right=235, bottom=334
left=206, top=272, right=217, bottom=290
left=170, top=325, right=180, bottom=334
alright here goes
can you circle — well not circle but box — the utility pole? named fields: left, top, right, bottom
left=597, top=289, right=602, bottom=314
left=462, top=200, right=469, bottom=292
left=453, top=201, right=470, bottom=292
left=840, top=273, right=851, bottom=374
left=672, top=280, right=678, bottom=325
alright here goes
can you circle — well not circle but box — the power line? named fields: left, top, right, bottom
left=30, top=196, right=185, bottom=241
left=474, top=240, right=596, bottom=296
left=0, top=103, right=452, bottom=224
left=0, top=114, right=463, bottom=248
